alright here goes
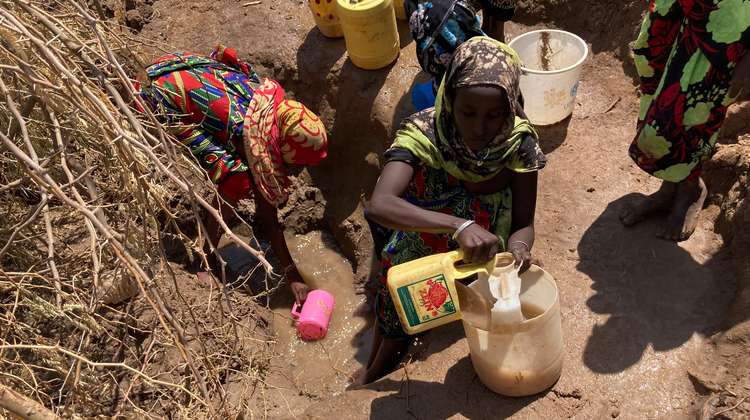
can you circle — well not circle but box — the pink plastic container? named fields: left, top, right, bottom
left=291, top=289, right=335, bottom=341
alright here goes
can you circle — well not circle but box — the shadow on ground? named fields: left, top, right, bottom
left=367, top=357, right=542, bottom=419
left=577, top=195, right=736, bottom=374
left=294, top=28, right=415, bottom=235
left=537, top=117, right=571, bottom=155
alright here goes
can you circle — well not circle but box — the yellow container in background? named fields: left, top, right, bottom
left=387, top=251, right=495, bottom=335
left=308, top=0, right=344, bottom=38
left=393, top=0, right=407, bottom=19
left=336, top=0, right=400, bottom=70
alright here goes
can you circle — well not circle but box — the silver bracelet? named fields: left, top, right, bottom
left=510, top=240, right=530, bottom=250
left=452, top=220, right=475, bottom=241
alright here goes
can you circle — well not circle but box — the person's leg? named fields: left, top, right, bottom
left=650, top=1, right=750, bottom=241
left=365, top=323, right=384, bottom=369
left=362, top=335, right=412, bottom=383
left=622, top=2, right=716, bottom=240
left=351, top=324, right=412, bottom=387
left=659, top=176, right=707, bottom=241
left=621, top=174, right=706, bottom=241
left=482, top=16, right=505, bottom=43
left=350, top=279, right=413, bottom=387
left=349, top=324, right=382, bottom=388
left=197, top=196, right=239, bottom=283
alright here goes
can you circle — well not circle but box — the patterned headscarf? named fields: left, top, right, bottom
left=243, top=79, right=328, bottom=206
left=408, top=0, right=485, bottom=85
left=391, top=37, right=546, bottom=182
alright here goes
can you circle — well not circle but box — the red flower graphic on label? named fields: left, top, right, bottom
left=419, top=279, right=448, bottom=316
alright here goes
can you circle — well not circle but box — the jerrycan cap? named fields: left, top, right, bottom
left=297, top=320, right=326, bottom=341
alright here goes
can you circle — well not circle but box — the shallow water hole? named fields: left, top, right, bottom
left=219, top=229, right=373, bottom=395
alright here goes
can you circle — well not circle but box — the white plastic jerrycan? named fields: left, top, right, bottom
left=461, top=253, right=563, bottom=397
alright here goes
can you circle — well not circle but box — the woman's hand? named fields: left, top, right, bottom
left=508, top=241, right=541, bottom=274
left=254, top=193, right=311, bottom=305
left=456, top=223, right=499, bottom=264
left=730, top=51, right=750, bottom=101
left=290, top=281, right=310, bottom=305
left=286, top=268, right=309, bottom=305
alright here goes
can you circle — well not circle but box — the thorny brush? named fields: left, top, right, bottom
left=0, top=0, right=281, bottom=417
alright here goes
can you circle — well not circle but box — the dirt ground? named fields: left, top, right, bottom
left=137, top=0, right=750, bottom=418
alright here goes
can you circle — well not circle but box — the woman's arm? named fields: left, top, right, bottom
left=367, top=162, right=465, bottom=233
left=367, top=161, right=500, bottom=263
left=255, top=193, right=309, bottom=304
left=508, top=170, right=539, bottom=272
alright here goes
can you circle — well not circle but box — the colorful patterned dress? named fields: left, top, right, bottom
left=141, top=51, right=260, bottom=186
left=371, top=37, right=546, bottom=338
left=630, top=0, right=750, bottom=182
left=372, top=151, right=516, bottom=338
left=140, top=48, right=328, bottom=206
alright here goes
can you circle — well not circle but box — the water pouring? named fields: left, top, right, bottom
left=488, top=260, right=524, bottom=327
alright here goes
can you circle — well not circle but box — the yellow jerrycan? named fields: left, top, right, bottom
left=336, top=0, right=400, bottom=70
left=387, top=251, right=495, bottom=335
left=308, top=0, right=344, bottom=38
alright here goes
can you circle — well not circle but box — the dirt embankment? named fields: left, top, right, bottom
left=692, top=104, right=750, bottom=419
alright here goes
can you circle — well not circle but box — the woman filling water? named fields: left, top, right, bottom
left=357, top=36, right=546, bottom=385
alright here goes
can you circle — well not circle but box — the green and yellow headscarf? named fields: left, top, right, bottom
left=391, top=36, right=546, bottom=182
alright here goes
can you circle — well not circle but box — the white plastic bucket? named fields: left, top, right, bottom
left=508, top=29, right=589, bottom=126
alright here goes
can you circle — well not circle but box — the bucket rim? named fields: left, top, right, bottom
left=463, top=264, right=560, bottom=334
left=508, top=29, right=589, bottom=76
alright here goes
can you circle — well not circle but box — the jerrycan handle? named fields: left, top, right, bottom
left=291, top=302, right=302, bottom=320
left=442, top=250, right=495, bottom=280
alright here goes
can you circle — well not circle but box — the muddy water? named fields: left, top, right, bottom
left=269, top=230, right=371, bottom=393
left=540, top=31, right=553, bottom=71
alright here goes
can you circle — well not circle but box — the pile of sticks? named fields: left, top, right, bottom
left=0, top=0, right=274, bottom=416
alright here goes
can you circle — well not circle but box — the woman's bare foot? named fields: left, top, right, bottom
left=657, top=177, right=707, bottom=242
left=619, top=182, right=677, bottom=226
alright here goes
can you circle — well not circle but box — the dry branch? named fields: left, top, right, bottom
left=0, top=0, right=278, bottom=416
left=0, top=383, right=60, bottom=420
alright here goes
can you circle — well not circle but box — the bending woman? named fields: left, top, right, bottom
left=138, top=46, right=328, bottom=303
left=359, top=37, right=546, bottom=384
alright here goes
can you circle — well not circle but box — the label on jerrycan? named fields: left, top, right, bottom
left=396, top=273, right=457, bottom=328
